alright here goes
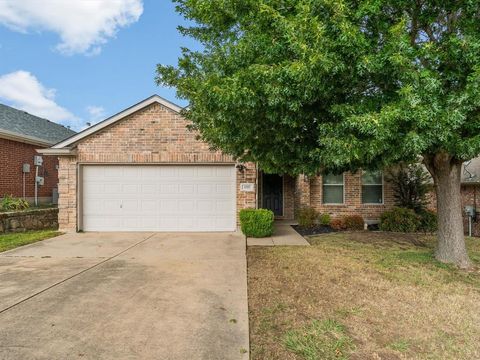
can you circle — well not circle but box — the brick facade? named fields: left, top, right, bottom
left=0, top=137, right=59, bottom=202
left=308, top=171, right=395, bottom=221
left=259, top=171, right=395, bottom=221
left=56, top=102, right=257, bottom=232
left=56, top=97, right=477, bottom=234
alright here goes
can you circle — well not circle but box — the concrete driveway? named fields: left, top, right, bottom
left=0, top=232, right=249, bottom=360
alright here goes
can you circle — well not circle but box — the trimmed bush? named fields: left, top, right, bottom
left=239, top=208, right=274, bottom=237
left=380, top=207, right=421, bottom=232
left=343, top=215, right=364, bottom=230
left=330, top=218, right=346, bottom=230
left=0, top=195, right=29, bottom=212
left=319, top=213, right=331, bottom=226
left=418, top=209, right=438, bottom=233
left=296, top=207, right=318, bottom=228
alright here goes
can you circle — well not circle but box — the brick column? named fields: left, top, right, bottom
left=57, top=156, right=77, bottom=232
left=236, top=162, right=258, bottom=216
left=294, top=174, right=311, bottom=212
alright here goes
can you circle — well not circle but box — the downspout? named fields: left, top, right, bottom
left=255, top=162, right=259, bottom=209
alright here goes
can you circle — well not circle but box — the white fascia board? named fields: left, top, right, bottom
left=36, top=148, right=77, bottom=156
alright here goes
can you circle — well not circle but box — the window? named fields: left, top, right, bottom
left=362, top=170, right=383, bottom=204
left=322, top=174, right=344, bottom=204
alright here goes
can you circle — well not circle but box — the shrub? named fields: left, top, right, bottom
left=380, top=207, right=421, bottom=232
left=296, top=207, right=318, bottom=228
left=239, top=208, right=274, bottom=237
left=0, top=195, right=29, bottom=212
left=319, top=213, right=331, bottom=226
left=343, top=215, right=364, bottom=230
left=385, top=163, right=431, bottom=212
left=418, top=209, right=438, bottom=233
left=330, top=218, right=346, bottom=230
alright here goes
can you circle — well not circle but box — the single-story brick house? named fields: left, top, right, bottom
left=39, top=95, right=480, bottom=233
left=0, top=103, right=75, bottom=204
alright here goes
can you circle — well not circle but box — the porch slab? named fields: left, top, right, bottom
left=247, top=223, right=309, bottom=247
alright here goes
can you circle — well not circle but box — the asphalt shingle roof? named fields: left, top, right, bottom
left=0, top=103, right=76, bottom=144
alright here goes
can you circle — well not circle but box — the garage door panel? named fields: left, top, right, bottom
left=197, top=184, right=214, bottom=194
left=82, top=165, right=236, bottom=232
left=160, top=184, right=177, bottom=194
left=178, top=184, right=194, bottom=194
left=140, top=200, right=157, bottom=212
left=216, top=217, right=236, bottom=230
left=141, top=184, right=156, bottom=194
left=216, top=184, right=233, bottom=194
left=159, top=199, right=178, bottom=212
left=103, top=167, right=123, bottom=178
left=84, top=216, right=123, bottom=230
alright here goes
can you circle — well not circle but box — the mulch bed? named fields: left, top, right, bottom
left=291, top=224, right=336, bottom=236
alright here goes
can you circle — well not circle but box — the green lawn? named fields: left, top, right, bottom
left=0, top=230, right=61, bottom=252
left=248, top=231, right=480, bottom=360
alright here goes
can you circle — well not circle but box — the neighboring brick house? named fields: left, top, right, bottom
left=426, top=158, right=480, bottom=236
left=0, top=104, right=75, bottom=204
left=39, top=95, right=398, bottom=233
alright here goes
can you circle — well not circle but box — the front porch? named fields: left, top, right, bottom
left=257, top=172, right=295, bottom=220
left=246, top=221, right=309, bottom=246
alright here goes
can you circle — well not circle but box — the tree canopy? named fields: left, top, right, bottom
left=157, top=0, right=480, bottom=267
left=157, top=0, right=480, bottom=176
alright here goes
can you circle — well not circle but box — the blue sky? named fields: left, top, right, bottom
left=0, top=0, right=197, bottom=130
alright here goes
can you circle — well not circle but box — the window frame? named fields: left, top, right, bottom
left=322, top=173, right=345, bottom=205
left=361, top=170, right=384, bottom=205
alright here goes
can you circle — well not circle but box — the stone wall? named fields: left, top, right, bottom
left=0, top=208, right=58, bottom=233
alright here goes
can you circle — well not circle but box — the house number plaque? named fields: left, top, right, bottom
left=240, top=183, right=255, bottom=192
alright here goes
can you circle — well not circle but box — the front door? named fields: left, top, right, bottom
left=262, top=173, right=283, bottom=216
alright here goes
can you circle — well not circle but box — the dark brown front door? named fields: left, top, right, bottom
left=262, top=173, right=283, bottom=216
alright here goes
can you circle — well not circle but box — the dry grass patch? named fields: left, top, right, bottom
left=248, top=231, right=480, bottom=360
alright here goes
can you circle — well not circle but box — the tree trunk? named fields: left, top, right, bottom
left=424, top=153, right=471, bottom=269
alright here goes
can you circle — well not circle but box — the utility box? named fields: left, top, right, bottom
left=52, top=187, right=59, bottom=204
left=22, top=163, right=30, bottom=173
left=34, top=155, right=43, bottom=166
left=36, top=176, right=44, bottom=186
left=465, top=205, right=476, bottom=217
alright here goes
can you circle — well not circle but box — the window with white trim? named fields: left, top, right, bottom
left=322, top=173, right=344, bottom=204
left=362, top=170, right=383, bottom=204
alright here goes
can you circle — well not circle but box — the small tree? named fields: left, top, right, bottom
left=386, top=163, right=431, bottom=213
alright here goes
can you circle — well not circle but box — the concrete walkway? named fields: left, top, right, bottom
left=247, top=223, right=310, bottom=246
left=0, top=232, right=249, bottom=360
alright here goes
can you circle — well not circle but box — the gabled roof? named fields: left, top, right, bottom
left=0, top=103, right=76, bottom=146
left=52, top=95, right=184, bottom=149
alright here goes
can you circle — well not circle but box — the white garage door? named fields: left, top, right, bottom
left=82, top=165, right=236, bottom=232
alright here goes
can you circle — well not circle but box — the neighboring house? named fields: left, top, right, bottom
left=454, top=159, right=480, bottom=236
left=0, top=104, right=76, bottom=204
left=38, top=95, right=480, bottom=234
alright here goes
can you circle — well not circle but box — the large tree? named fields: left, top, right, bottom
left=157, top=0, right=480, bottom=268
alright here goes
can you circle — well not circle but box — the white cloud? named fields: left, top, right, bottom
left=0, top=70, right=82, bottom=129
left=86, top=105, right=106, bottom=122
left=0, top=0, right=143, bottom=55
